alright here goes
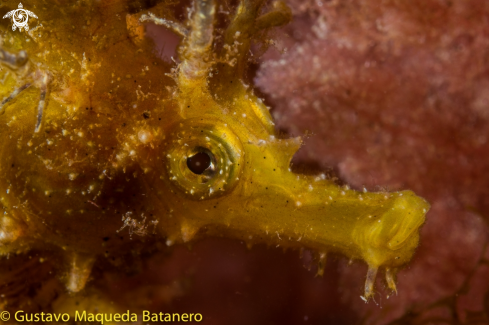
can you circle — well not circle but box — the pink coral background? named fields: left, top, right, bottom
left=256, top=0, right=489, bottom=323
left=104, top=1, right=489, bottom=324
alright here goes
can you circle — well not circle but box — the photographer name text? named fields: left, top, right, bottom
left=10, top=310, right=203, bottom=323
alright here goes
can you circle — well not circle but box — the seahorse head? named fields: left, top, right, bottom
left=0, top=0, right=430, bottom=304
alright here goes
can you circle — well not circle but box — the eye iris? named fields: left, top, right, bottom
left=187, top=152, right=211, bottom=175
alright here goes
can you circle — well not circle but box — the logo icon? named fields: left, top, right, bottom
left=3, top=3, right=38, bottom=32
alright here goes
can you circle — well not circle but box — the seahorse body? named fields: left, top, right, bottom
left=0, top=0, right=429, bottom=313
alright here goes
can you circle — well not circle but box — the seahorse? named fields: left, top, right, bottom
left=0, top=0, right=429, bottom=313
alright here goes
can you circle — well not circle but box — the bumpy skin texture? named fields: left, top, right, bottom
left=0, top=0, right=429, bottom=319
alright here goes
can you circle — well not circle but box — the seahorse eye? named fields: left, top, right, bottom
left=187, top=151, right=212, bottom=175
left=165, top=118, right=244, bottom=200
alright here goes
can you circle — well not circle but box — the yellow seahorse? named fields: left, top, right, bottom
left=0, top=0, right=429, bottom=313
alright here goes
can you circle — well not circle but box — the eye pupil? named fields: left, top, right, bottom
left=187, top=152, right=211, bottom=174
